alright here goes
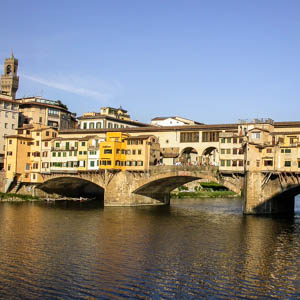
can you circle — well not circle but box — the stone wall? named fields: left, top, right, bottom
left=0, top=171, right=5, bottom=193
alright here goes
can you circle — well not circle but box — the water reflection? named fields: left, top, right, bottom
left=0, top=198, right=299, bottom=298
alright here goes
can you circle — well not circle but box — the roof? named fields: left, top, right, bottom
left=18, top=101, right=71, bottom=113
left=126, top=135, right=154, bottom=140
left=5, top=135, right=33, bottom=140
left=77, top=114, right=150, bottom=127
left=0, top=96, right=19, bottom=104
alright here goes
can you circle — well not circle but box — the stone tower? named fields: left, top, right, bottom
left=0, top=51, right=19, bottom=99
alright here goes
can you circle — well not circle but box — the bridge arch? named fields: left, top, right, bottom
left=132, top=170, right=241, bottom=200
left=201, top=147, right=219, bottom=166
left=179, top=147, right=199, bottom=165
left=37, top=176, right=105, bottom=200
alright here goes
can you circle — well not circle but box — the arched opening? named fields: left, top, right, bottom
left=96, top=122, right=102, bottom=128
left=37, top=177, right=104, bottom=203
left=179, top=147, right=199, bottom=166
left=201, top=147, right=219, bottom=166
left=89, top=122, right=95, bottom=129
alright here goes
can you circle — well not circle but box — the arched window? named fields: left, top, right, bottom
left=89, top=122, right=95, bottom=129
left=96, top=122, right=101, bottom=128
left=114, top=124, right=118, bottom=128
left=108, top=123, right=112, bottom=128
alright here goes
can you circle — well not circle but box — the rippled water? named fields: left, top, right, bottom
left=0, top=197, right=300, bottom=299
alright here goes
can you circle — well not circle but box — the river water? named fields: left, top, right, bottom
left=0, top=197, right=299, bottom=299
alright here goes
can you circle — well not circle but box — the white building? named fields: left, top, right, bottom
left=151, top=116, right=203, bottom=127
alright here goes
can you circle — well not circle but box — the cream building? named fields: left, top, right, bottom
left=78, top=107, right=149, bottom=130
left=17, top=96, right=76, bottom=129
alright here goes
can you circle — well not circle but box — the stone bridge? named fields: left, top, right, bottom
left=15, top=166, right=300, bottom=214
left=34, top=166, right=243, bottom=207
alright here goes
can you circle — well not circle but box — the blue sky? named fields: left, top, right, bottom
left=1, top=0, right=300, bottom=124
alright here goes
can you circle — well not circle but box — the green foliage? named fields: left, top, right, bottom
left=178, top=185, right=189, bottom=191
left=171, top=190, right=237, bottom=199
left=0, top=192, right=39, bottom=201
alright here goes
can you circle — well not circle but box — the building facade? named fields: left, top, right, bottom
left=17, top=96, right=76, bottom=130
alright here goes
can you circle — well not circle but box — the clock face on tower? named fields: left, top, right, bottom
left=6, top=65, right=11, bottom=75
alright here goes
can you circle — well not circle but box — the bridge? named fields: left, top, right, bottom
left=10, top=165, right=300, bottom=214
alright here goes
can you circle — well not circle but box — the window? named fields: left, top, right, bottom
left=58, top=152, right=61, bottom=157
left=233, top=148, right=237, bottom=155
left=226, top=160, right=231, bottom=167
left=45, top=142, right=48, bottom=147
left=264, top=160, right=273, bottom=166
left=284, top=161, right=291, bottom=167
left=9, top=139, right=12, bottom=145
left=39, top=117, right=42, bottom=123
left=5, top=111, right=8, bottom=118
left=238, top=160, right=243, bottom=167
left=90, top=161, right=95, bottom=167
left=5, top=123, right=8, bottom=129
left=252, top=132, right=261, bottom=139
left=233, top=138, right=237, bottom=144
left=138, top=150, right=142, bottom=155
left=232, top=160, right=237, bottom=166
left=48, top=108, right=59, bottom=115
left=104, top=149, right=112, bottom=154
left=96, top=122, right=101, bottom=128
left=7, top=165, right=11, bottom=171
left=221, top=160, right=225, bottom=166
left=83, top=123, right=87, bottom=129
left=56, top=142, right=60, bottom=148
left=42, top=152, right=48, bottom=157
left=256, top=160, right=260, bottom=167
left=26, top=164, right=30, bottom=170
left=27, top=152, right=30, bottom=157
left=7, top=151, right=12, bottom=156
left=221, top=149, right=225, bottom=154
left=202, top=132, right=219, bottom=142
left=221, top=138, right=226, bottom=143
left=108, top=123, right=112, bottom=128
left=180, top=132, right=199, bottom=143
left=81, top=142, right=86, bottom=146
left=11, top=124, right=14, bottom=129
left=132, top=150, right=136, bottom=155
left=89, top=123, right=94, bottom=129
left=52, top=152, right=56, bottom=157
left=266, top=148, right=272, bottom=153
left=227, top=138, right=231, bottom=143
left=63, top=152, right=66, bottom=157
left=36, top=141, right=39, bottom=146
left=46, top=131, right=49, bottom=136
left=226, top=149, right=231, bottom=154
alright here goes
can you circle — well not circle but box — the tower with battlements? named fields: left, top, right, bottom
left=1, top=52, right=19, bottom=99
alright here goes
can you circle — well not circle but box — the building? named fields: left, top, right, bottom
left=99, top=132, right=128, bottom=170
left=0, top=94, right=19, bottom=169
left=4, top=124, right=57, bottom=191
left=17, top=96, right=76, bottom=130
left=125, top=135, right=160, bottom=171
left=50, top=137, right=79, bottom=173
left=0, top=52, right=19, bottom=99
left=151, top=116, right=203, bottom=126
left=78, top=106, right=149, bottom=130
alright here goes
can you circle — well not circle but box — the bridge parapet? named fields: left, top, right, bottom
left=148, top=165, right=219, bottom=176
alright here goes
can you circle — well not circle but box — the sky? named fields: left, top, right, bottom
left=1, top=0, right=300, bottom=124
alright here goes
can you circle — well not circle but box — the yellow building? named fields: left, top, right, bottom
left=125, top=135, right=160, bottom=171
left=4, top=124, right=57, bottom=191
left=99, top=132, right=128, bottom=170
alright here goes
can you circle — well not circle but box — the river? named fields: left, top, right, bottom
left=0, top=197, right=299, bottom=299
